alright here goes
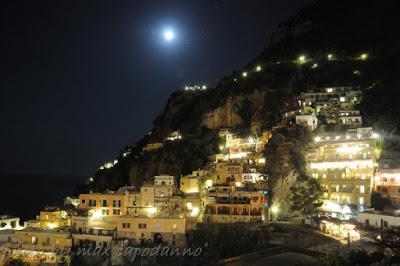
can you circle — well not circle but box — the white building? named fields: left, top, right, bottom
left=0, top=215, right=24, bottom=231
left=338, top=110, right=362, bottom=127
left=357, top=210, right=400, bottom=229
left=296, top=115, right=318, bottom=131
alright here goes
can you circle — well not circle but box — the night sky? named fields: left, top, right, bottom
left=0, top=0, right=315, bottom=178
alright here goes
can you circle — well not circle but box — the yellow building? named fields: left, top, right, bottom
left=308, top=128, right=377, bottom=207
left=9, top=228, right=72, bottom=265
left=113, top=215, right=187, bottom=247
left=39, top=207, right=71, bottom=229
left=210, top=162, right=243, bottom=184
left=71, top=210, right=115, bottom=249
left=142, top=142, right=164, bottom=152
left=180, top=175, right=199, bottom=194
left=205, top=185, right=265, bottom=223
left=79, top=191, right=127, bottom=216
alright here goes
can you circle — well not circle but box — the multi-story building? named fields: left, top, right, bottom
left=308, top=128, right=377, bottom=208
left=38, top=207, right=71, bottom=229
left=295, top=114, right=318, bottom=131
left=357, top=210, right=400, bottom=229
left=180, top=175, right=200, bottom=194
left=374, top=152, right=400, bottom=205
left=0, top=215, right=24, bottom=231
left=205, top=184, right=265, bottom=223
left=71, top=209, right=115, bottom=249
left=79, top=190, right=127, bottom=216
left=209, top=161, right=243, bottom=184
left=337, top=110, right=362, bottom=128
left=300, top=87, right=361, bottom=106
left=9, top=228, right=72, bottom=265
left=113, top=215, right=189, bottom=247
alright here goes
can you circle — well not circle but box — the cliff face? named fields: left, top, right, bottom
left=201, top=89, right=266, bottom=132
left=87, top=0, right=400, bottom=194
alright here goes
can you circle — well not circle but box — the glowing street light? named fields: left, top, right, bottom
left=255, top=65, right=262, bottom=72
left=327, top=54, right=334, bottom=60
left=191, top=207, right=200, bottom=217
left=89, top=210, right=103, bottom=219
left=147, top=207, right=157, bottom=216
left=298, top=55, right=306, bottom=64
left=360, top=53, right=368, bottom=60
left=271, top=206, right=279, bottom=214
left=242, top=71, right=248, bottom=77
left=311, top=63, right=318, bottom=69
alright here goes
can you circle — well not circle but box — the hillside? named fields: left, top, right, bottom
left=83, top=0, right=400, bottom=193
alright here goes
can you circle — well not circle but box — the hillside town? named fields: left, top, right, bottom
left=1, top=83, right=400, bottom=265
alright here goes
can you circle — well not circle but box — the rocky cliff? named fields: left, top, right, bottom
left=85, top=0, right=400, bottom=198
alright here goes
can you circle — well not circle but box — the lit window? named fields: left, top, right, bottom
left=359, top=197, right=364, bottom=205
left=360, top=185, right=365, bottom=194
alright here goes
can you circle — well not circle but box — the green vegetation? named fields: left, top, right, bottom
left=290, top=178, right=323, bottom=218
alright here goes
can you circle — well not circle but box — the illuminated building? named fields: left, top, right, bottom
left=0, top=215, right=24, bottom=231
left=374, top=153, right=400, bottom=205
left=357, top=210, right=400, bottom=229
left=71, top=209, right=115, bottom=249
left=9, top=228, right=72, bottom=265
left=118, top=178, right=201, bottom=220
left=154, top=175, right=175, bottom=208
left=113, top=215, right=189, bottom=247
left=295, top=114, right=318, bottom=131
left=205, top=184, right=265, bottom=223
left=180, top=175, right=199, bottom=194
left=79, top=191, right=127, bottom=216
left=142, top=142, right=164, bottom=152
left=300, top=87, right=361, bottom=108
left=209, top=161, right=243, bottom=184
left=38, top=207, right=71, bottom=229
left=338, top=110, right=362, bottom=128
left=165, top=131, right=182, bottom=141
left=308, top=128, right=377, bottom=208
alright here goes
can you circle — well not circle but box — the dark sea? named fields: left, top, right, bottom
left=0, top=174, right=83, bottom=221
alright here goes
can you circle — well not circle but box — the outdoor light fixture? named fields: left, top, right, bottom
left=360, top=53, right=368, bottom=60
left=242, top=72, right=248, bottom=77
left=255, top=65, right=262, bottom=72
left=298, top=55, right=306, bottom=63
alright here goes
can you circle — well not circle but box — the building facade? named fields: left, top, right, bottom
left=205, top=185, right=265, bottom=223
left=308, top=128, right=377, bottom=208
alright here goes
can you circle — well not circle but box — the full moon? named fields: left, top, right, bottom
left=163, top=30, right=174, bottom=41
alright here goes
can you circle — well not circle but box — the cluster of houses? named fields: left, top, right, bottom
left=0, top=129, right=269, bottom=265
left=2, top=85, right=400, bottom=264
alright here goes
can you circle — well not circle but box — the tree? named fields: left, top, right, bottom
left=371, top=192, right=392, bottom=211
left=290, top=178, right=323, bottom=218
left=379, top=227, right=400, bottom=257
